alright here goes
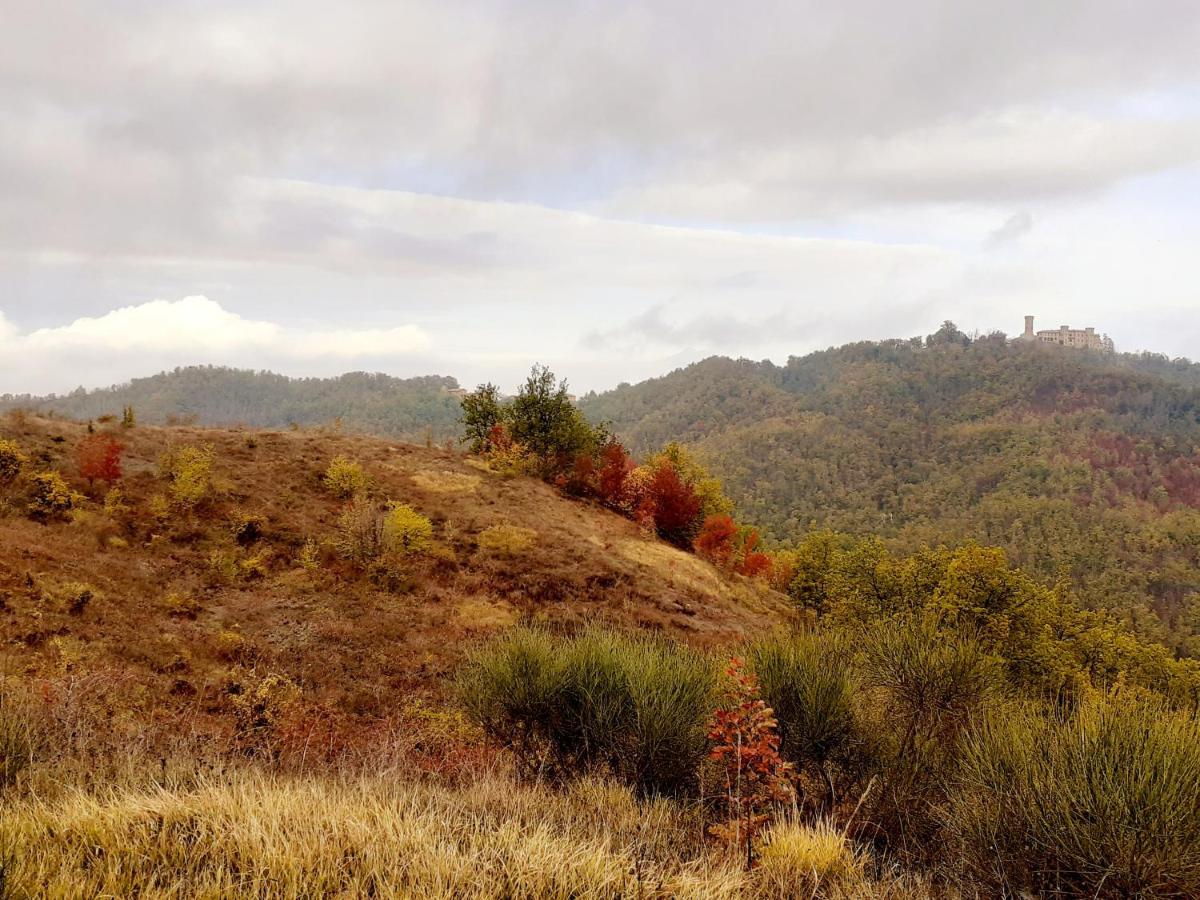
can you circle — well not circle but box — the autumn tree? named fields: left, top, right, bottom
left=77, top=434, right=123, bottom=488
left=708, top=657, right=794, bottom=868
left=641, top=459, right=702, bottom=545
left=695, top=514, right=737, bottom=567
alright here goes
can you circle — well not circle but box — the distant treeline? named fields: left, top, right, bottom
left=0, top=366, right=465, bottom=441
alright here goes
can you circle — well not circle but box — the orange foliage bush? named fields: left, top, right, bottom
left=708, top=657, right=794, bottom=867
left=77, top=435, right=123, bottom=487
left=695, top=514, right=737, bottom=567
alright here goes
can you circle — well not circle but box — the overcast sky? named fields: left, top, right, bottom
left=2, top=0, right=1199, bottom=395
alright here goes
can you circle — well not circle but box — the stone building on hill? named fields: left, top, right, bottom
left=1021, top=315, right=1114, bottom=353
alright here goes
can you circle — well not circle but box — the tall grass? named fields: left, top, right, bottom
left=458, top=626, right=717, bottom=795
left=0, top=688, right=38, bottom=789
left=0, top=770, right=749, bottom=899
left=948, top=690, right=1200, bottom=898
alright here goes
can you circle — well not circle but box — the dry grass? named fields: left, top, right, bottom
left=0, top=415, right=790, bottom=742
left=411, top=469, right=481, bottom=494
left=0, top=770, right=749, bottom=899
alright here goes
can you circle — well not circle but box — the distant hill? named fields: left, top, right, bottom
left=581, top=327, right=1200, bottom=655
left=0, top=366, right=465, bottom=441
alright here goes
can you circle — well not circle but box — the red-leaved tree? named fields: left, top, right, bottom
left=77, top=435, right=124, bottom=488
left=596, top=440, right=635, bottom=506
left=735, top=528, right=773, bottom=579
left=644, top=460, right=701, bottom=545
left=708, top=657, right=794, bottom=868
left=695, top=514, right=738, bottom=567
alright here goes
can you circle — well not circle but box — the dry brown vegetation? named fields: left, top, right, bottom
left=0, top=413, right=792, bottom=748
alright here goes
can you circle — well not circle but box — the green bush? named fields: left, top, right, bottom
left=750, top=630, right=859, bottom=797
left=0, top=438, right=26, bottom=487
left=458, top=626, right=717, bottom=796
left=381, top=503, right=433, bottom=555
left=26, top=472, right=81, bottom=522
left=457, top=627, right=568, bottom=776
left=859, top=616, right=1003, bottom=857
left=323, top=455, right=369, bottom=499
left=948, top=691, right=1200, bottom=898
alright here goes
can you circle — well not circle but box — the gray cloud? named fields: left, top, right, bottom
left=986, top=211, right=1035, bottom=248
left=1, top=1, right=1199, bottom=392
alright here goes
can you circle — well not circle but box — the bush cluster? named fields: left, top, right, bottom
left=323, top=455, right=369, bottom=499
left=458, top=627, right=716, bottom=796
left=26, top=472, right=82, bottom=522
left=0, top=438, right=27, bottom=487
left=160, top=444, right=214, bottom=510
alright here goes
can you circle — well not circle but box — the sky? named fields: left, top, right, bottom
left=1, top=0, right=1199, bottom=396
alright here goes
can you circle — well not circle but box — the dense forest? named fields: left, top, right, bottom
left=581, top=326, right=1200, bottom=656
left=0, top=366, right=465, bottom=441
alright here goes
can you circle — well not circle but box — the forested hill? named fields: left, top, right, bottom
left=0, top=366, right=464, bottom=440
left=580, top=327, right=1200, bottom=655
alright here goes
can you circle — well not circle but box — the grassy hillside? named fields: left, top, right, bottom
left=0, top=366, right=465, bottom=441
left=0, top=413, right=786, bottom=744
left=581, top=333, right=1200, bottom=654
left=4, top=408, right=1200, bottom=897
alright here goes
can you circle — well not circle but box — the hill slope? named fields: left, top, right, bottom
left=0, top=414, right=789, bottom=752
left=581, top=334, right=1200, bottom=654
left=0, top=366, right=465, bottom=441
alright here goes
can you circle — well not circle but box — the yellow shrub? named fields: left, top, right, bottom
left=324, top=456, right=369, bottom=499
left=297, top=538, right=320, bottom=572
left=755, top=820, right=863, bottom=897
left=477, top=524, right=537, bottom=556
left=229, top=672, right=299, bottom=739
left=0, top=438, right=26, bottom=486
left=27, top=472, right=82, bottom=522
left=147, top=493, right=170, bottom=522
left=160, top=444, right=214, bottom=510
left=382, top=502, right=433, bottom=555
left=102, top=486, right=129, bottom=518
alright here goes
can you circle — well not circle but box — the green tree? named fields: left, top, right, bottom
left=507, top=365, right=601, bottom=469
left=460, top=382, right=504, bottom=453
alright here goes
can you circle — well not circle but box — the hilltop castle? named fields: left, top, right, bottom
left=1020, top=316, right=1114, bottom=353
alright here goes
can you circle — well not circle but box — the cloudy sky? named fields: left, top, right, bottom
left=2, top=0, right=1199, bottom=395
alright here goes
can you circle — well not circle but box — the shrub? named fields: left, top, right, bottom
left=0, top=438, right=27, bottom=487
left=27, top=472, right=82, bottom=522
left=695, top=514, right=737, bottom=567
left=477, top=523, right=537, bottom=556
left=381, top=503, right=433, bottom=555
left=755, top=820, right=864, bottom=898
left=860, top=616, right=1003, bottom=855
left=120, top=405, right=135, bottom=428
left=333, top=497, right=384, bottom=564
left=750, top=631, right=859, bottom=803
left=160, top=444, right=214, bottom=510
left=948, top=691, right=1200, bottom=898
left=323, top=456, right=369, bottom=499
left=77, top=434, right=123, bottom=487
left=458, top=627, right=717, bottom=795
left=707, top=658, right=794, bottom=867
left=457, top=626, right=568, bottom=776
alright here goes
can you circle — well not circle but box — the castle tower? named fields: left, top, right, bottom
left=1023, top=315, right=1035, bottom=340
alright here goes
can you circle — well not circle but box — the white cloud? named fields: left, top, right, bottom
left=0, top=297, right=431, bottom=395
